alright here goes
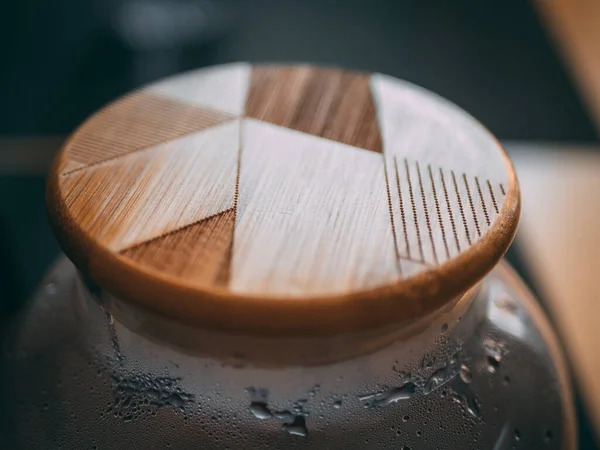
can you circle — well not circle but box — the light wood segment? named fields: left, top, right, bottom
left=371, top=74, right=508, bottom=183
left=372, top=74, right=508, bottom=269
left=147, top=62, right=252, bottom=116
left=536, top=0, right=600, bottom=132
left=60, top=120, right=239, bottom=251
left=245, top=66, right=383, bottom=153
left=233, top=119, right=399, bottom=296
left=47, top=64, right=520, bottom=336
left=121, top=209, right=236, bottom=288
left=58, top=91, right=233, bottom=174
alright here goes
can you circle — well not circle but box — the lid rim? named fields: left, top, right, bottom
left=46, top=154, right=519, bottom=336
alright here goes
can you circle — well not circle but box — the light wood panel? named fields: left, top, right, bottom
left=147, top=62, right=252, bottom=116
left=232, top=119, right=400, bottom=296
left=47, top=64, right=519, bottom=335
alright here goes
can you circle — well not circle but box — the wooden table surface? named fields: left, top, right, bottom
left=509, top=145, right=600, bottom=442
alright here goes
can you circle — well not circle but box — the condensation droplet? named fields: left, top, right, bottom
left=460, top=364, right=472, bottom=384
left=487, top=356, right=500, bottom=373
left=359, top=382, right=416, bottom=408
left=333, top=400, right=342, bottom=409
left=484, top=338, right=504, bottom=374
left=45, top=282, right=58, bottom=295
left=514, top=429, right=521, bottom=441
left=441, top=323, right=449, bottom=333
left=283, top=416, right=308, bottom=437
left=249, top=402, right=272, bottom=420
left=309, top=384, right=320, bottom=397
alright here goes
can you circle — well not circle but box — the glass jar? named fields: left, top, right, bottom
left=1, top=259, right=575, bottom=448
left=1, top=63, right=576, bottom=449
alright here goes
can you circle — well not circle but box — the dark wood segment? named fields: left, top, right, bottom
left=245, top=66, right=383, bottom=153
left=121, top=209, right=236, bottom=288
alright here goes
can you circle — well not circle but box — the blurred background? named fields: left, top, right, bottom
left=1, top=0, right=599, bottom=447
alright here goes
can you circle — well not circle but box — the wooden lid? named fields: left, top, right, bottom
left=47, top=63, right=519, bottom=336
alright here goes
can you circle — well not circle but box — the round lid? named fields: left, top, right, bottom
left=47, top=63, right=519, bottom=336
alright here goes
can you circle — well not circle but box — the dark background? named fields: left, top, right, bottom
left=1, top=0, right=598, bottom=447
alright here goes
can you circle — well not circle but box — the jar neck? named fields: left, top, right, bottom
left=76, top=273, right=483, bottom=368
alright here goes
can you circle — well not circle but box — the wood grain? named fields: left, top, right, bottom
left=60, top=120, right=239, bottom=251
left=147, top=62, right=252, bottom=116
left=58, top=91, right=233, bottom=175
left=47, top=64, right=520, bottom=335
left=122, top=209, right=236, bottom=288
left=245, top=66, right=383, bottom=153
left=232, top=119, right=400, bottom=296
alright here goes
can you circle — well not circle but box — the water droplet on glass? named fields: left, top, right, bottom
left=45, top=282, right=57, bottom=295
left=460, top=364, right=472, bottom=384
left=424, top=358, right=459, bottom=395
left=283, top=416, right=308, bottom=437
left=487, top=356, right=500, bottom=373
left=274, top=410, right=295, bottom=422
left=449, top=376, right=481, bottom=418
left=249, top=402, right=272, bottom=420
left=358, top=382, right=416, bottom=408
left=422, top=355, right=435, bottom=369
left=403, top=415, right=410, bottom=422
left=333, top=400, right=342, bottom=409
left=503, top=376, right=510, bottom=386
left=441, top=323, right=449, bottom=333
left=514, top=429, right=521, bottom=441
left=484, top=338, right=504, bottom=374
left=170, top=393, right=185, bottom=408
left=545, top=429, right=554, bottom=442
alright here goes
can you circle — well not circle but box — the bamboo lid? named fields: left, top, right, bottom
left=47, top=63, right=519, bottom=336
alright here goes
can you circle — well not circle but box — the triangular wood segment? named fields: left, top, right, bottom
left=121, top=209, right=236, bottom=288
left=245, top=66, right=383, bottom=153
left=60, top=120, right=240, bottom=251
left=231, top=119, right=399, bottom=296
left=60, top=91, right=234, bottom=174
